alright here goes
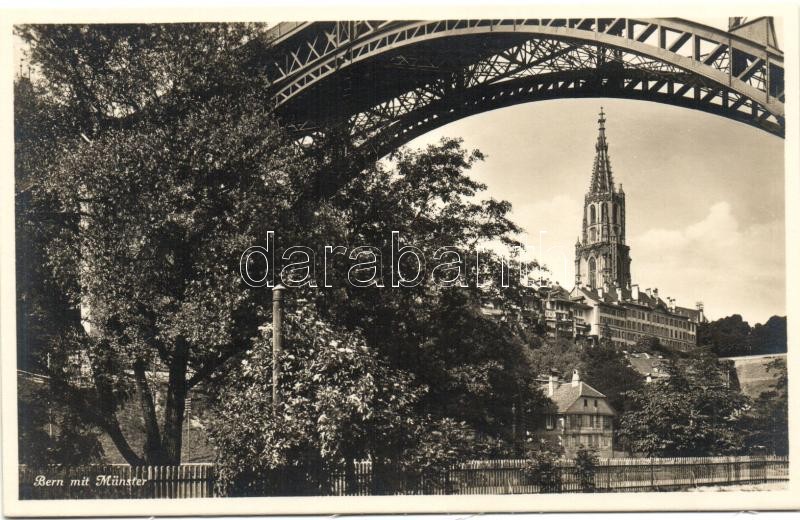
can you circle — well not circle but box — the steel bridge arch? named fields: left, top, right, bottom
left=256, top=18, right=784, bottom=156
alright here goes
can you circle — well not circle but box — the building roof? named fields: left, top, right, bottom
left=673, top=306, right=703, bottom=322
left=542, top=284, right=593, bottom=310
left=543, top=284, right=571, bottom=300
left=571, top=285, right=694, bottom=321
left=542, top=380, right=615, bottom=415
left=627, top=356, right=667, bottom=377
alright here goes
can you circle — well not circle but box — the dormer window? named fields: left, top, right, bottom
left=584, top=399, right=588, bottom=407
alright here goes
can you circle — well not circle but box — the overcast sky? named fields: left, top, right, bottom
left=408, top=97, right=785, bottom=325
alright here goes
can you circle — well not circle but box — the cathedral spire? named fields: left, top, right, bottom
left=590, top=107, right=614, bottom=193
left=577, top=107, right=631, bottom=291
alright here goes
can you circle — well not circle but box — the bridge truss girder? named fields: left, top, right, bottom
left=259, top=19, right=784, bottom=153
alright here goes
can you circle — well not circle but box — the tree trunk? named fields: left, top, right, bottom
left=91, top=349, right=143, bottom=466
left=133, top=358, right=164, bottom=464
left=161, top=337, right=189, bottom=465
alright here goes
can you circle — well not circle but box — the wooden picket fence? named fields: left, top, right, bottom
left=445, top=455, right=789, bottom=494
left=19, top=455, right=788, bottom=499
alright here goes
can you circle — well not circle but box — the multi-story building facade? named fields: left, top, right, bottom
left=570, top=284, right=703, bottom=350
left=540, top=285, right=591, bottom=340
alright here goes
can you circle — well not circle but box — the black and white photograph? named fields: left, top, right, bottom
left=2, top=4, right=798, bottom=515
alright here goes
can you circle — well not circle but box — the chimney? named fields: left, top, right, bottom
left=696, top=301, right=705, bottom=322
left=668, top=297, right=675, bottom=312
left=645, top=288, right=652, bottom=298
left=571, top=369, right=580, bottom=387
left=631, top=284, right=639, bottom=299
left=597, top=286, right=603, bottom=298
left=547, top=368, right=560, bottom=396
left=616, top=287, right=623, bottom=301
left=653, top=288, right=659, bottom=299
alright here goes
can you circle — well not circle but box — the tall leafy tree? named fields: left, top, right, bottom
left=696, top=314, right=751, bottom=357
left=300, top=139, right=549, bottom=450
left=15, top=70, right=106, bottom=463
left=750, top=316, right=787, bottom=355
left=617, top=351, right=749, bottom=457
left=581, top=343, right=643, bottom=422
left=697, top=314, right=787, bottom=357
left=16, top=24, right=318, bottom=465
left=18, top=24, right=553, bottom=469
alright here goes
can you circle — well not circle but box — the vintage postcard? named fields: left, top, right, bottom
left=1, top=2, right=798, bottom=516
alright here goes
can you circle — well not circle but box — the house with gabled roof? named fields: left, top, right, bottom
left=535, top=369, right=615, bottom=457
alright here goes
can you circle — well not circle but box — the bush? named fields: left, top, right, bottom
left=573, top=447, right=598, bottom=492
left=397, top=418, right=472, bottom=494
left=522, top=440, right=563, bottom=493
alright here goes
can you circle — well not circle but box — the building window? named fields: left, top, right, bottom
left=584, top=399, right=588, bottom=407
left=590, top=205, right=596, bottom=224
left=546, top=415, right=554, bottom=430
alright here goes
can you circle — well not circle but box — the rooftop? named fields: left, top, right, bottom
left=541, top=378, right=615, bottom=416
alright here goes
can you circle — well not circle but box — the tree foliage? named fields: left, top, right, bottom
left=15, top=23, right=316, bottom=465
left=522, top=439, right=563, bottom=493
left=207, top=303, right=474, bottom=496
left=573, top=447, right=599, bottom=492
left=581, top=343, right=643, bottom=421
left=17, top=374, right=103, bottom=466
left=741, top=358, right=788, bottom=455
left=17, top=23, right=553, bottom=471
left=290, top=139, right=549, bottom=449
left=697, top=314, right=786, bottom=357
left=617, top=352, right=749, bottom=457
left=524, top=338, right=585, bottom=380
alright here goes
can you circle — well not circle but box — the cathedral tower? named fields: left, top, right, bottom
left=575, top=109, right=631, bottom=291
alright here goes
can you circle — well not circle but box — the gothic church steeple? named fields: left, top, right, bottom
left=590, top=108, right=614, bottom=193
left=575, top=109, right=631, bottom=291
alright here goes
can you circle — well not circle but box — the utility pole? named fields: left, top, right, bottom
left=272, top=284, right=286, bottom=418
left=47, top=352, right=53, bottom=439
